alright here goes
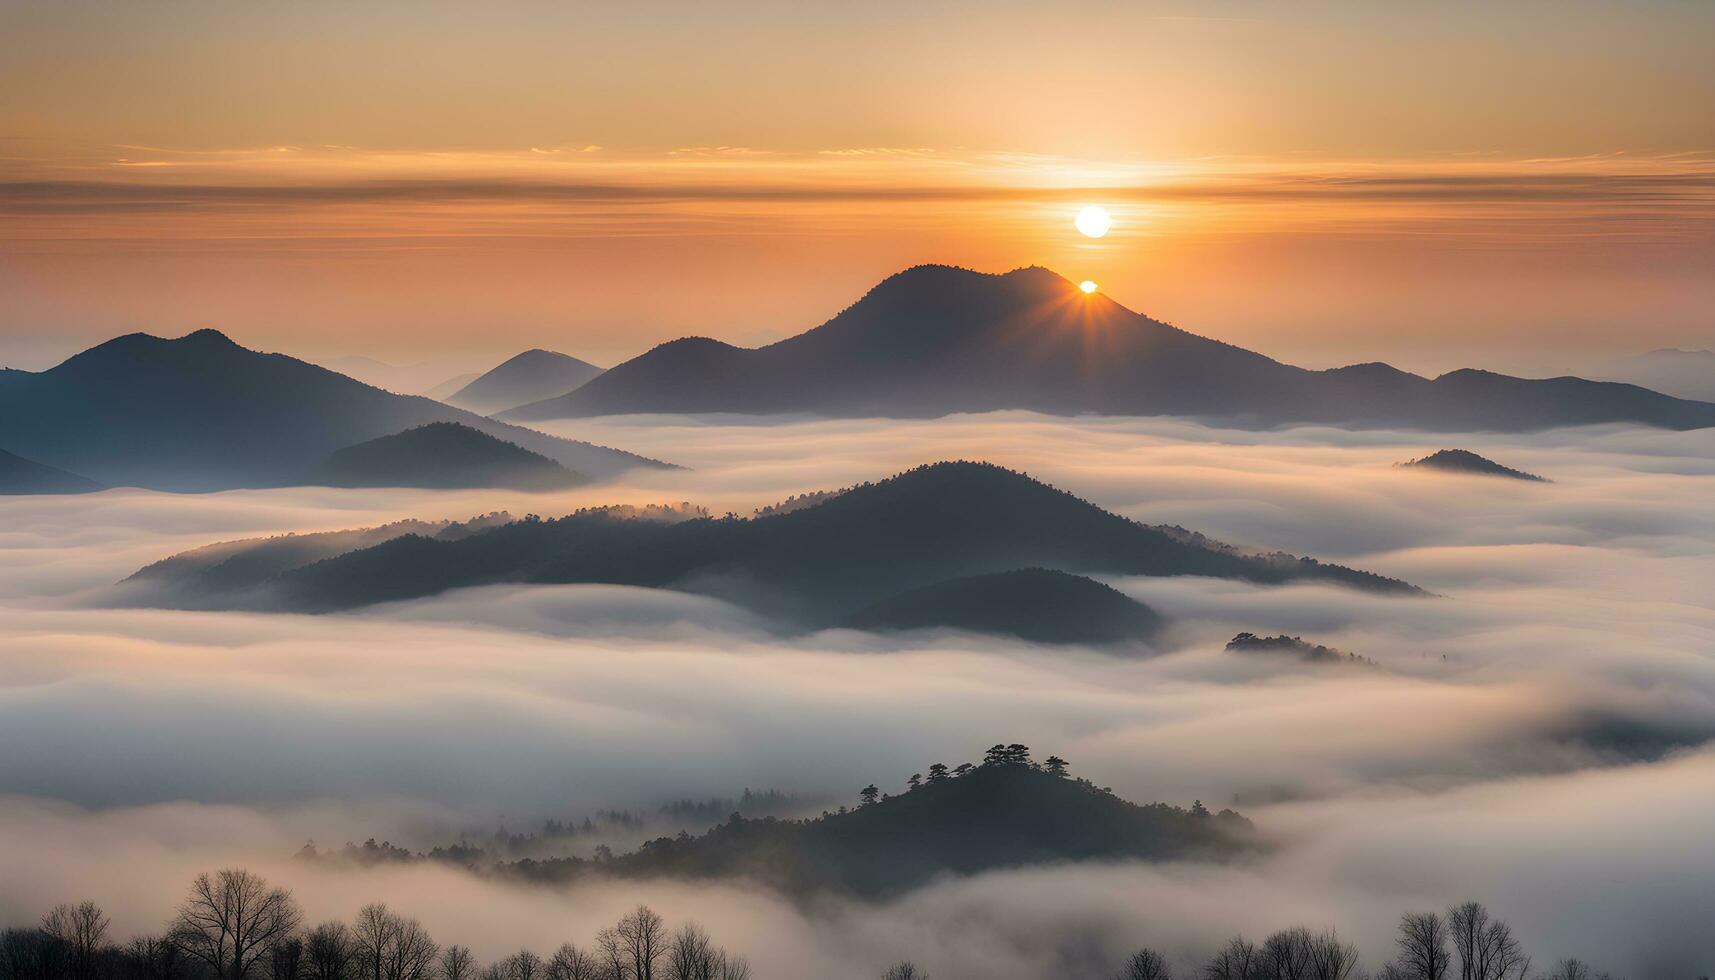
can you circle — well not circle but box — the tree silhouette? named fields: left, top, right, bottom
left=1392, top=913, right=1451, bottom=980
left=305, top=923, right=356, bottom=980
left=1113, top=947, right=1171, bottom=980
left=41, top=902, right=107, bottom=980
left=859, top=784, right=880, bottom=807
left=1043, top=756, right=1068, bottom=777
left=926, top=763, right=949, bottom=783
left=1447, top=902, right=1530, bottom=980
left=616, top=906, right=665, bottom=980
left=172, top=870, right=301, bottom=980
left=441, top=947, right=475, bottom=980
left=1203, top=937, right=1259, bottom=980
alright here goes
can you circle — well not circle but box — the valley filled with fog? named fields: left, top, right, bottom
left=3, top=413, right=1712, bottom=979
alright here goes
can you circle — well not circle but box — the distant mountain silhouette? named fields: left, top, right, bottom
left=499, top=754, right=1252, bottom=898
left=847, top=567, right=1164, bottom=644
left=0, top=330, right=670, bottom=491
left=1599, top=348, right=1715, bottom=402
left=424, top=371, right=481, bottom=401
left=1398, top=448, right=1547, bottom=481
left=446, top=349, right=604, bottom=415
left=0, top=447, right=103, bottom=495
left=131, top=460, right=1421, bottom=615
left=499, top=265, right=1715, bottom=431
left=306, top=423, right=580, bottom=490
left=1226, top=632, right=1375, bottom=666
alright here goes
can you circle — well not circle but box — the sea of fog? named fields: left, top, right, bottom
left=2, top=413, right=1712, bottom=979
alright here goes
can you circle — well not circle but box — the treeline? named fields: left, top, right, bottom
left=300, top=788, right=804, bottom=868
left=1, top=882, right=1640, bottom=980
left=1, top=869, right=748, bottom=980
left=884, top=901, right=1629, bottom=980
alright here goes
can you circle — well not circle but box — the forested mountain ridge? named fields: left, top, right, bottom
left=126, top=461, right=1423, bottom=616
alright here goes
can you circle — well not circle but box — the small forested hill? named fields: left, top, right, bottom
left=847, top=568, right=1164, bottom=644
left=501, top=755, right=1252, bottom=898
left=500, top=264, right=1715, bottom=431
left=137, top=460, right=1421, bottom=613
left=119, top=513, right=513, bottom=606
left=1398, top=449, right=1547, bottom=481
left=306, top=423, right=581, bottom=490
left=0, top=329, right=668, bottom=491
left=446, top=349, right=604, bottom=415
left=1226, top=632, right=1376, bottom=666
left=0, top=448, right=103, bottom=494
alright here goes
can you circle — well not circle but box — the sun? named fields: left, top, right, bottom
left=1074, top=205, right=1111, bottom=238
left=1079, top=280, right=1098, bottom=294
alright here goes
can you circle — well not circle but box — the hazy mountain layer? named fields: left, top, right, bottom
left=129, top=461, right=1421, bottom=616
left=1599, top=348, right=1715, bottom=402
left=0, top=330, right=669, bottom=492
left=501, top=265, right=1715, bottom=431
left=446, top=349, right=604, bottom=415
left=306, top=423, right=580, bottom=490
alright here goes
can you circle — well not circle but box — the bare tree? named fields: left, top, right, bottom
left=1115, top=948, right=1172, bottom=980
left=1306, top=931, right=1359, bottom=980
left=272, top=939, right=304, bottom=980
left=664, top=926, right=717, bottom=980
left=172, top=870, right=302, bottom=980
left=615, top=908, right=664, bottom=980
left=305, top=923, right=356, bottom=980
left=504, top=952, right=543, bottom=980
left=352, top=906, right=398, bottom=980
left=441, top=947, right=475, bottom=980
left=125, top=936, right=186, bottom=980
left=1392, top=913, right=1451, bottom=980
left=382, top=920, right=437, bottom=980
left=1262, top=928, right=1314, bottom=980
left=715, top=956, right=750, bottom=980
left=881, top=965, right=927, bottom=980
left=42, top=902, right=109, bottom=980
left=1535, top=961, right=1615, bottom=980
left=1204, top=937, right=1260, bottom=980
left=593, top=930, right=626, bottom=980
left=545, top=944, right=595, bottom=980
left=1447, top=904, right=1529, bottom=980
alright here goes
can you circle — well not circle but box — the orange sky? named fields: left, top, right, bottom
left=3, top=1, right=1712, bottom=376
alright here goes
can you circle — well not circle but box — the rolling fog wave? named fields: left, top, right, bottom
left=1, top=414, right=1711, bottom=977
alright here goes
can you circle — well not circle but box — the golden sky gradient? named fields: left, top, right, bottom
left=3, top=1, right=1712, bottom=375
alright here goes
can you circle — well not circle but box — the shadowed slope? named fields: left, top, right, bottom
left=0, top=448, right=103, bottom=495
left=502, top=265, right=1715, bottom=431
left=446, top=349, right=604, bottom=415
left=847, top=568, right=1165, bottom=645
left=0, top=330, right=669, bottom=491
left=306, top=423, right=580, bottom=490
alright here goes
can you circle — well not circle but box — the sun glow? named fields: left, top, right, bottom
left=1079, top=280, right=1098, bottom=294
left=1074, top=205, right=1111, bottom=238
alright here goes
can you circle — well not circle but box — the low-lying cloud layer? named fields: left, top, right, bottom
left=2, top=414, right=1711, bottom=978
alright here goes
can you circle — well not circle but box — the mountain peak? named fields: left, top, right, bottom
left=180, top=328, right=239, bottom=346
